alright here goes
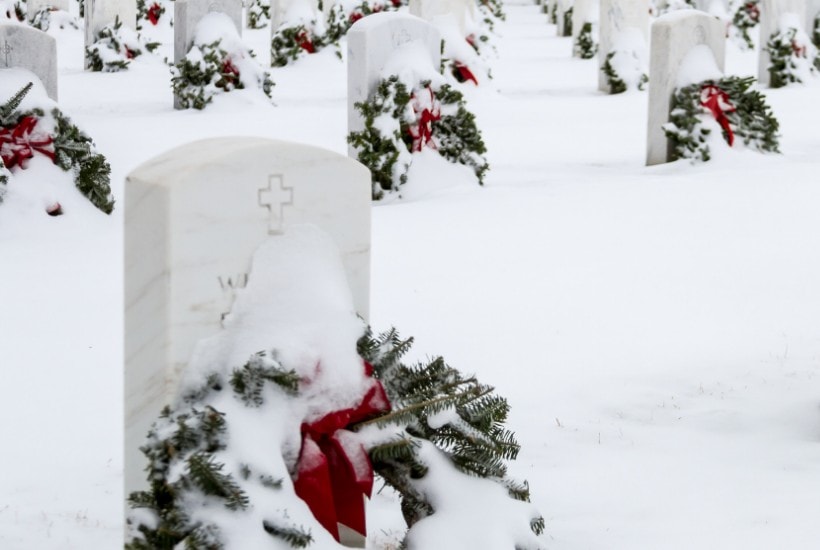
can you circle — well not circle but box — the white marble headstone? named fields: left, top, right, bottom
left=174, top=0, right=243, bottom=64
left=347, top=12, right=441, bottom=156
left=84, top=0, right=137, bottom=68
left=124, top=137, right=371, bottom=499
left=556, top=0, right=574, bottom=37
left=26, top=0, right=70, bottom=18
left=0, top=24, right=57, bottom=101
left=810, top=0, right=820, bottom=22
left=409, top=0, right=475, bottom=36
left=598, top=0, right=648, bottom=90
left=572, top=0, right=599, bottom=57
left=646, top=10, right=725, bottom=165
left=757, top=0, right=807, bottom=86
left=271, top=0, right=320, bottom=33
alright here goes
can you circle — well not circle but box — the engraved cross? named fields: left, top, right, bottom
left=258, top=175, right=293, bottom=235
left=2, top=40, right=12, bottom=67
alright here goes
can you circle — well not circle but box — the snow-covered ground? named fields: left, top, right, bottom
left=2, top=0, right=820, bottom=548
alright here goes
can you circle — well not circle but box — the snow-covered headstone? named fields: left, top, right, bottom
left=757, top=0, right=807, bottom=87
left=646, top=10, right=725, bottom=165
left=599, top=0, right=648, bottom=90
left=347, top=12, right=441, bottom=156
left=556, top=0, right=574, bottom=37
left=84, top=0, right=138, bottom=69
left=409, top=0, right=475, bottom=36
left=271, top=0, right=319, bottom=32
left=810, top=0, right=820, bottom=22
left=0, top=23, right=57, bottom=100
left=572, top=0, right=598, bottom=57
left=26, top=0, right=70, bottom=19
left=174, top=0, right=242, bottom=64
left=124, top=137, right=371, bottom=504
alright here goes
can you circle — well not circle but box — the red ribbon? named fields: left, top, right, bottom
left=744, top=3, right=760, bottom=23
left=407, top=86, right=441, bottom=152
left=791, top=40, right=807, bottom=57
left=700, top=84, right=736, bottom=147
left=454, top=61, right=478, bottom=85
left=293, top=361, right=390, bottom=542
left=349, top=11, right=364, bottom=24
left=297, top=29, right=315, bottom=54
left=220, top=58, right=240, bottom=88
left=147, top=2, right=161, bottom=25
left=0, top=116, right=55, bottom=169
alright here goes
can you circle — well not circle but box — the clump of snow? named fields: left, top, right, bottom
left=607, top=28, right=649, bottom=91
left=677, top=44, right=724, bottom=86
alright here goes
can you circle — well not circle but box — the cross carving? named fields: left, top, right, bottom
left=2, top=40, right=12, bottom=67
left=258, top=175, right=293, bottom=235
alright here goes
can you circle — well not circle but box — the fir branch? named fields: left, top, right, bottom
left=262, top=520, right=313, bottom=548
left=186, top=453, right=249, bottom=511
left=0, top=82, right=32, bottom=122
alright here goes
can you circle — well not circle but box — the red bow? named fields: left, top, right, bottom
left=454, top=61, right=478, bottom=85
left=220, top=58, right=240, bottom=88
left=147, top=2, right=162, bottom=25
left=408, top=86, right=441, bottom=152
left=0, top=116, right=55, bottom=169
left=700, top=84, right=736, bottom=147
left=297, top=29, right=315, bottom=54
left=293, top=362, right=390, bottom=542
left=744, top=3, right=760, bottom=22
left=791, top=40, right=807, bottom=57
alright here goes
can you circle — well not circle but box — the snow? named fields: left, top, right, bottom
left=2, top=0, right=820, bottom=549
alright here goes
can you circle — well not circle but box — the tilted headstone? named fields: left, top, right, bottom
left=757, top=0, right=807, bottom=86
left=347, top=12, right=441, bottom=156
left=84, top=0, right=137, bottom=69
left=26, top=0, right=70, bottom=18
left=174, top=0, right=243, bottom=64
left=556, top=0, right=574, bottom=37
left=598, top=0, right=649, bottom=91
left=646, top=11, right=725, bottom=165
left=409, top=0, right=475, bottom=35
left=271, top=0, right=321, bottom=32
left=124, top=137, right=371, bottom=503
left=0, top=23, right=57, bottom=101
left=572, top=0, right=599, bottom=57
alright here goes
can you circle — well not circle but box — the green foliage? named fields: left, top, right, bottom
left=0, top=82, right=32, bottom=122
left=562, top=6, right=572, bottom=37
left=663, top=76, right=780, bottom=162
left=732, top=0, right=760, bottom=50
left=348, top=77, right=488, bottom=200
left=575, top=21, right=597, bottom=59
left=0, top=158, right=8, bottom=203
left=136, top=0, right=167, bottom=30
left=357, top=328, right=544, bottom=536
left=601, top=51, right=627, bottom=94
left=85, top=16, right=152, bottom=73
left=813, top=14, right=820, bottom=70
left=229, top=350, right=300, bottom=405
left=765, top=26, right=810, bottom=88
left=247, top=0, right=270, bottom=29
left=270, top=25, right=322, bottom=67
left=262, top=521, right=314, bottom=548
left=29, top=7, right=51, bottom=31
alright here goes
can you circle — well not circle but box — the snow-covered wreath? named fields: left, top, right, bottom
left=125, top=327, right=545, bottom=549
left=0, top=82, right=114, bottom=214
left=348, top=76, right=488, bottom=200
left=136, top=0, right=169, bottom=30
left=812, top=12, right=820, bottom=71
left=663, top=76, right=780, bottom=162
left=764, top=15, right=818, bottom=88
left=731, top=0, right=760, bottom=50
left=173, top=13, right=274, bottom=109
left=86, top=16, right=160, bottom=73
left=325, top=0, right=403, bottom=45
left=247, top=0, right=271, bottom=29
left=600, top=30, right=648, bottom=94
left=575, top=21, right=597, bottom=59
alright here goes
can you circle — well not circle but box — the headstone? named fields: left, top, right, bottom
left=271, top=0, right=321, bottom=33
left=124, top=137, right=371, bottom=505
left=810, top=0, right=820, bottom=22
left=646, top=11, right=725, bottom=165
left=84, top=0, right=138, bottom=69
left=572, top=0, right=599, bottom=57
left=556, top=0, right=574, bottom=37
left=174, top=0, right=243, bottom=64
left=0, top=23, right=57, bottom=101
left=598, top=0, right=649, bottom=91
left=26, top=0, right=70, bottom=18
left=347, top=12, right=441, bottom=156
left=409, top=0, right=475, bottom=36
left=757, top=0, right=807, bottom=86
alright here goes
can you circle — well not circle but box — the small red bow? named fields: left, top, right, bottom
left=297, top=29, right=315, bottom=54
left=454, top=61, right=478, bottom=85
left=147, top=2, right=162, bottom=25
left=408, top=86, right=441, bottom=152
left=700, top=84, right=736, bottom=147
left=0, top=116, right=55, bottom=169
left=293, top=361, right=390, bottom=542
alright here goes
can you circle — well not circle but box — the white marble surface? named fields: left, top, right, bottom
left=409, top=0, right=475, bottom=36
left=757, top=0, right=807, bottom=86
left=0, top=23, right=57, bottom=101
left=571, top=0, right=599, bottom=57
left=84, top=0, right=137, bottom=68
left=810, top=0, right=820, bottom=21
left=598, top=0, right=648, bottom=90
left=26, top=0, right=70, bottom=17
left=124, top=137, right=371, bottom=498
left=347, top=12, right=440, bottom=156
left=174, top=0, right=243, bottom=64
left=556, top=0, right=574, bottom=36
left=646, top=11, right=725, bottom=165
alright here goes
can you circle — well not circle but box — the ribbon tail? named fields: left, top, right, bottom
left=293, top=438, right=340, bottom=541
left=325, top=431, right=374, bottom=538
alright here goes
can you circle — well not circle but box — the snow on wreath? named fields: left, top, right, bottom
left=0, top=82, right=114, bottom=215
left=126, top=328, right=544, bottom=549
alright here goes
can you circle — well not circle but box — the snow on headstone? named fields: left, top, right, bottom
left=124, top=137, right=371, bottom=505
left=598, top=0, right=649, bottom=91
left=0, top=23, right=57, bottom=101
left=347, top=12, right=441, bottom=156
left=409, top=0, right=476, bottom=36
left=84, top=0, right=137, bottom=69
left=270, top=0, right=320, bottom=32
left=556, top=0, right=574, bottom=37
left=757, top=0, right=807, bottom=87
left=26, top=0, right=70, bottom=18
left=572, top=0, right=598, bottom=57
left=645, top=10, right=725, bottom=165
left=174, top=0, right=242, bottom=64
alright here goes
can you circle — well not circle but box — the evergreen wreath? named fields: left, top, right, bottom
left=126, top=328, right=543, bottom=549
left=813, top=13, right=820, bottom=70
left=0, top=83, right=115, bottom=214
left=764, top=25, right=815, bottom=88
left=270, top=24, right=323, bottom=67
left=247, top=0, right=271, bottom=30
left=325, top=0, right=400, bottom=45
left=600, top=48, right=648, bottom=95
left=347, top=76, right=488, bottom=200
left=562, top=6, right=572, bottom=37
left=575, top=21, right=597, bottom=59
left=29, top=6, right=52, bottom=31
left=136, top=0, right=167, bottom=30
left=477, top=0, right=505, bottom=31
left=662, top=76, right=779, bottom=162
left=86, top=16, right=159, bottom=73
left=173, top=37, right=274, bottom=110
left=731, top=0, right=760, bottom=50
